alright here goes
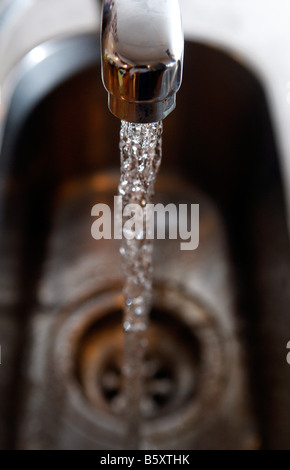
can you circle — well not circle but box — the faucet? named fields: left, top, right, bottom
left=101, top=0, right=184, bottom=123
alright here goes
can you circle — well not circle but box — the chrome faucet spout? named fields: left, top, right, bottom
left=101, top=0, right=184, bottom=123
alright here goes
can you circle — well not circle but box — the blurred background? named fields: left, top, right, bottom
left=0, top=0, right=289, bottom=450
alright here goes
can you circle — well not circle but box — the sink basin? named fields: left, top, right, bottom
left=0, top=34, right=289, bottom=449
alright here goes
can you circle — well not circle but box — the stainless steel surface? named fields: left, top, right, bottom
left=0, top=35, right=100, bottom=179
left=180, top=0, right=290, bottom=235
left=101, top=0, right=184, bottom=123
left=15, top=175, right=255, bottom=450
left=0, top=1, right=289, bottom=451
left=0, top=0, right=99, bottom=153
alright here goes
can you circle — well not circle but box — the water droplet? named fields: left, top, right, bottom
left=123, top=227, right=134, bottom=239
left=134, top=306, right=144, bottom=316
left=132, top=296, right=143, bottom=305
left=123, top=321, right=132, bottom=332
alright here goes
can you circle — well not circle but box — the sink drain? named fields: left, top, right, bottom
left=75, top=308, right=199, bottom=420
left=53, top=284, right=227, bottom=448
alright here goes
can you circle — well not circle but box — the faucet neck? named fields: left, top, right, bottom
left=101, top=0, right=183, bottom=123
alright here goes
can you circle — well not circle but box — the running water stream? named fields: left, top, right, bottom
left=119, top=120, right=163, bottom=448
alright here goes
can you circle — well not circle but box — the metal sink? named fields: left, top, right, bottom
left=0, top=32, right=289, bottom=449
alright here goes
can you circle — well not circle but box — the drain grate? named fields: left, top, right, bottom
left=75, top=308, right=199, bottom=420
left=100, top=350, right=177, bottom=418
